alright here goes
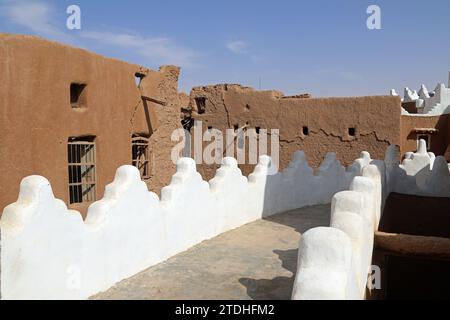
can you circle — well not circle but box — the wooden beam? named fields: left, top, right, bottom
left=375, top=231, right=450, bottom=260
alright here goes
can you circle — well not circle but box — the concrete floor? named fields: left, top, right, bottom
left=92, top=204, right=330, bottom=300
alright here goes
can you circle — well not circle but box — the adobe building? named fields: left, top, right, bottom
left=184, top=77, right=450, bottom=181
left=185, top=84, right=403, bottom=180
left=0, top=34, right=182, bottom=217
left=394, top=78, right=450, bottom=162
left=1, top=32, right=449, bottom=220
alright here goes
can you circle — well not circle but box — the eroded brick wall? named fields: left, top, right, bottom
left=187, top=84, right=402, bottom=180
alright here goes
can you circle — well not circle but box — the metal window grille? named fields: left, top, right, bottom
left=132, top=136, right=150, bottom=179
left=68, top=137, right=96, bottom=204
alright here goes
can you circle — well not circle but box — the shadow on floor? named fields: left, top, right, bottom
left=239, top=205, right=331, bottom=300
left=239, top=249, right=298, bottom=300
left=264, top=204, right=331, bottom=233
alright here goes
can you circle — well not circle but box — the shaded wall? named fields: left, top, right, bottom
left=400, top=114, right=450, bottom=161
left=374, top=192, right=450, bottom=300
left=380, top=193, right=450, bottom=238
left=0, top=34, right=181, bottom=216
left=189, top=84, right=402, bottom=180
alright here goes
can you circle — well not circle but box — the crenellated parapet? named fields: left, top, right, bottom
left=292, top=141, right=450, bottom=300
left=393, top=72, right=450, bottom=115
left=0, top=149, right=366, bottom=299
left=2, top=143, right=448, bottom=300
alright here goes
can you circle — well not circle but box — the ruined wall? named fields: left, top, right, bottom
left=0, top=34, right=181, bottom=216
left=139, top=65, right=182, bottom=196
left=188, top=84, right=402, bottom=180
left=400, top=114, right=450, bottom=161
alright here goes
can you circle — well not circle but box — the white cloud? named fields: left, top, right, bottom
left=0, top=0, right=66, bottom=39
left=81, top=31, right=200, bottom=68
left=226, top=40, right=247, bottom=54
left=0, top=0, right=200, bottom=68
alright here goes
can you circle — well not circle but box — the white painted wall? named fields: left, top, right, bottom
left=292, top=162, right=383, bottom=300
left=396, top=73, right=450, bottom=115
left=386, top=140, right=450, bottom=197
left=292, top=142, right=450, bottom=300
left=1, top=151, right=364, bottom=300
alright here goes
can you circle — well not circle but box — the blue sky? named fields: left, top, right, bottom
left=0, top=0, right=449, bottom=96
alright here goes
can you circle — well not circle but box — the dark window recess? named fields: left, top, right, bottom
left=68, top=136, right=96, bottom=204
left=233, top=124, right=239, bottom=131
left=207, top=126, right=213, bottom=130
left=70, top=83, right=87, bottom=108
left=303, top=126, right=309, bottom=136
left=195, top=97, right=206, bottom=114
left=134, top=71, right=146, bottom=87
left=180, top=107, right=194, bottom=131
left=256, top=127, right=261, bottom=134
left=132, top=135, right=150, bottom=179
left=135, top=75, right=142, bottom=87
left=348, top=127, right=356, bottom=136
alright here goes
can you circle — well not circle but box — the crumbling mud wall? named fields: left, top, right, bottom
left=0, top=34, right=181, bottom=216
left=188, top=84, right=402, bottom=180
left=138, top=65, right=182, bottom=195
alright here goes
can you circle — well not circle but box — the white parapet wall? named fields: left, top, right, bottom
left=292, top=163, right=383, bottom=300
left=292, top=142, right=450, bottom=300
left=396, top=72, right=450, bottom=115
left=0, top=151, right=364, bottom=300
left=386, top=140, right=450, bottom=197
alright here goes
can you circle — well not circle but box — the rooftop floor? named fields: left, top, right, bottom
left=92, top=204, right=330, bottom=300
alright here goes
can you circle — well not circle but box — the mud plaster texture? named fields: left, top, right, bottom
left=400, top=114, right=450, bottom=161
left=0, top=34, right=181, bottom=217
left=188, top=84, right=402, bottom=180
left=92, top=205, right=330, bottom=300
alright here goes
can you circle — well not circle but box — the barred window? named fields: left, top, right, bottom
left=68, top=136, right=96, bottom=204
left=132, top=135, right=150, bottom=179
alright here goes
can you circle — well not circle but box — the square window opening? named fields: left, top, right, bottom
left=195, top=97, right=206, bottom=114
left=70, top=83, right=87, bottom=109
left=303, top=126, right=309, bottom=136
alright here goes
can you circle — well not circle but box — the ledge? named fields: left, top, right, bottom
left=374, top=231, right=450, bottom=260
